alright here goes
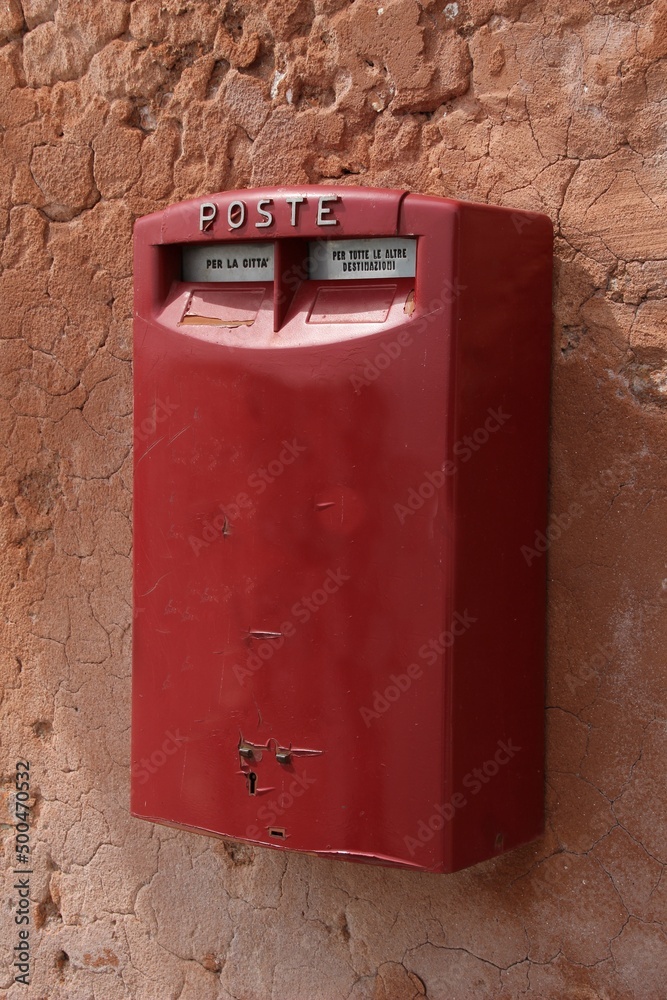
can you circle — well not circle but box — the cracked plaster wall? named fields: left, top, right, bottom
left=0, top=0, right=666, bottom=997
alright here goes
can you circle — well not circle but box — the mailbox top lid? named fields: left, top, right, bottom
left=134, top=185, right=553, bottom=248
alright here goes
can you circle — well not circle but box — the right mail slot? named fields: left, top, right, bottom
left=307, top=284, right=398, bottom=324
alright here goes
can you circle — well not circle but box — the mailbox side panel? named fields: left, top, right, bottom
left=426, top=197, right=552, bottom=872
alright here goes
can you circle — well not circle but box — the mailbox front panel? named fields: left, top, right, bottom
left=132, top=187, right=552, bottom=873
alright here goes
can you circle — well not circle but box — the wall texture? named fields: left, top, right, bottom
left=1, top=0, right=666, bottom=997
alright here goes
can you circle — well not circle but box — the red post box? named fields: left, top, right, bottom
left=132, top=186, right=552, bottom=873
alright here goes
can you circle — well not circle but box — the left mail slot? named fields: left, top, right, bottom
left=183, top=242, right=275, bottom=282
left=180, top=288, right=266, bottom=327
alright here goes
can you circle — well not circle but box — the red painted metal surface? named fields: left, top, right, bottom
left=132, top=186, right=553, bottom=873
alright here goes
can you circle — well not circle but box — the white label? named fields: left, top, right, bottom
left=183, top=243, right=274, bottom=282
left=309, top=238, right=416, bottom=280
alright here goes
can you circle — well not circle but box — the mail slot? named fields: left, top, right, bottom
left=132, top=186, right=553, bottom=873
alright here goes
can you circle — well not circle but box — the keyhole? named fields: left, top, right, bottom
left=247, top=771, right=257, bottom=796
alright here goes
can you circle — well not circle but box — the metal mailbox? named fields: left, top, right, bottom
left=132, top=186, right=552, bottom=873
